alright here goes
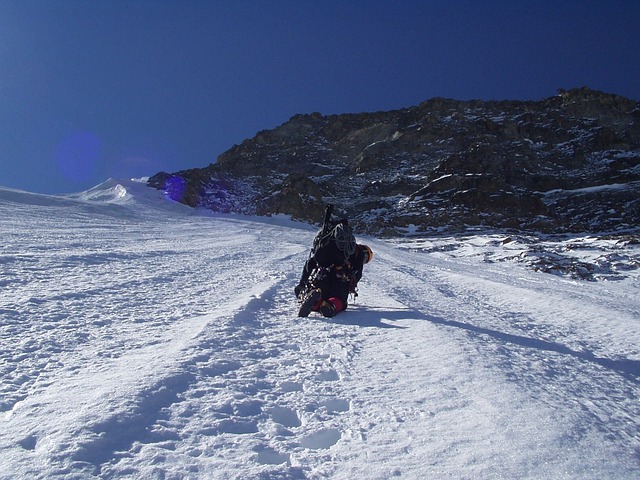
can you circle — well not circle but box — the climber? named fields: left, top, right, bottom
left=295, top=205, right=373, bottom=318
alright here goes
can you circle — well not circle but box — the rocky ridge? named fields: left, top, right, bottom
left=148, top=87, right=640, bottom=237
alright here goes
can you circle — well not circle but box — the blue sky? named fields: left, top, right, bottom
left=1, top=0, right=639, bottom=194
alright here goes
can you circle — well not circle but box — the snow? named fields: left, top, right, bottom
left=1, top=179, right=639, bottom=479
left=539, top=182, right=636, bottom=196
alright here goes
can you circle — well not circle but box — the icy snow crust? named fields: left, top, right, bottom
left=1, top=179, right=639, bottom=479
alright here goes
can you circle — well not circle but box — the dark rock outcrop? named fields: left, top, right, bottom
left=148, top=87, right=640, bottom=236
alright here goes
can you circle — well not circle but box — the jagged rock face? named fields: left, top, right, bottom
left=148, top=87, right=640, bottom=236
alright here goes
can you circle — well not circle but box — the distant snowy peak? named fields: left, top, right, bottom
left=0, top=178, right=195, bottom=220
left=148, top=87, right=640, bottom=236
left=0, top=179, right=137, bottom=206
left=67, top=178, right=133, bottom=203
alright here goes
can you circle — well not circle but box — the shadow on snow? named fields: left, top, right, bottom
left=314, top=303, right=640, bottom=382
left=425, top=313, right=640, bottom=383
left=318, top=305, right=409, bottom=329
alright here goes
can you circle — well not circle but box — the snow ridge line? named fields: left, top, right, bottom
left=72, top=279, right=289, bottom=474
left=91, top=270, right=363, bottom=479
left=0, top=276, right=285, bottom=478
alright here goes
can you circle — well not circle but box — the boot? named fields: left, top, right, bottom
left=298, top=288, right=321, bottom=317
left=319, top=300, right=336, bottom=318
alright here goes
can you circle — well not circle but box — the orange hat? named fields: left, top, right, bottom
left=361, top=244, right=373, bottom=263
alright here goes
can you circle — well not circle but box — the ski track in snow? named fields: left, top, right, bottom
left=0, top=180, right=639, bottom=479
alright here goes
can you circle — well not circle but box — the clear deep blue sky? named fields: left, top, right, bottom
left=1, top=0, right=639, bottom=194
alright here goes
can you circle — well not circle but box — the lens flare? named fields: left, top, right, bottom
left=164, top=175, right=187, bottom=202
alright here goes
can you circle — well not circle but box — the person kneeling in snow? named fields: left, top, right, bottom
left=295, top=206, right=373, bottom=318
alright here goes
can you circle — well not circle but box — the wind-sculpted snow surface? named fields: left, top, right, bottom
left=1, top=179, right=639, bottom=479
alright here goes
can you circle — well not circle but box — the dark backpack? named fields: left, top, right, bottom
left=311, top=220, right=356, bottom=268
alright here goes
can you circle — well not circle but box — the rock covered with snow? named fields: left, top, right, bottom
left=148, top=87, right=640, bottom=235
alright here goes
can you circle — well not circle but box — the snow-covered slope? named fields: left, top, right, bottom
left=1, top=180, right=639, bottom=479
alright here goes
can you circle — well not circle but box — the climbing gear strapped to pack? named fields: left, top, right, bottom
left=332, top=222, right=356, bottom=259
left=311, top=207, right=356, bottom=267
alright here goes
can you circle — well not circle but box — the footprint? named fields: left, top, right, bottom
left=269, top=406, right=301, bottom=428
left=233, top=399, right=263, bottom=417
left=321, top=398, right=350, bottom=413
left=217, top=419, right=259, bottom=434
left=279, top=381, right=303, bottom=393
left=18, top=435, right=37, bottom=450
left=300, top=428, right=341, bottom=449
left=197, top=360, right=242, bottom=377
left=254, top=446, right=290, bottom=465
left=314, top=370, right=339, bottom=382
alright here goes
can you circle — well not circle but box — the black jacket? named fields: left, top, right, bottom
left=298, top=244, right=368, bottom=302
